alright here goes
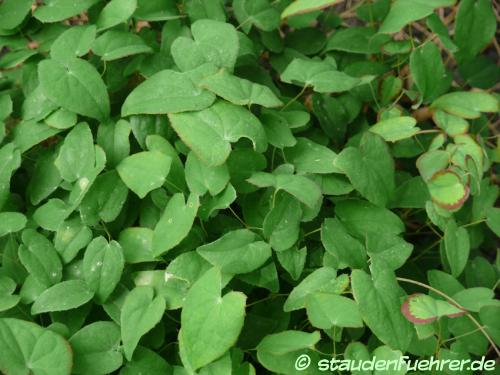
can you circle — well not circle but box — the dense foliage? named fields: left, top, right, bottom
left=0, top=0, right=499, bottom=374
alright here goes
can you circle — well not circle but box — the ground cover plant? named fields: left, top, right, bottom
left=0, top=0, right=499, bottom=374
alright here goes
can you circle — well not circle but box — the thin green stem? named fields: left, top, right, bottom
left=281, top=85, right=307, bottom=112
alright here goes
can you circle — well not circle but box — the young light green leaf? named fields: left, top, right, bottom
left=281, top=0, right=343, bottom=19
left=428, top=170, right=469, bottom=210
left=179, top=267, right=246, bottom=370
left=152, top=193, right=199, bottom=256
left=432, top=110, right=469, bottom=136
left=306, top=292, right=363, bottom=329
left=121, top=66, right=217, bottom=116
left=401, top=294, right=465, bottom=324
left=38, top=58, right=110, bottom=121
left=169, top=100, right=267, bottom=167
left=117, top=151, right=172, bottom=198
left=196, top=229, right=272, bottom=274
left=121, top=286, right=166, bottom=361
left=31, top=280, right=94, bottom=314
left=200, top=69, right=283, bottom=108
left=0, top=318, right=72, bottom=375
left=431, top=91, right=499, bottom=119
left=97, top=0, right=137, bottom=31
left=83, top=237, right=125, bottom=304
left=370, top=116, right=420, bottom=142
left=69, top=321, right=123, bottom=375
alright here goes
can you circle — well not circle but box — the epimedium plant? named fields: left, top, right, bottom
left=0, top=0, right=498, bottom=374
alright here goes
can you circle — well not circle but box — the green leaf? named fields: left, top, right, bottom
left=121, top=66, right=217, bottom=116
left=306, top=292, right=363, bottom=329
left=185, top=151, right=229, bottom=196
left=401, top=294, right=465, bottom=324
left=453, top=287, right=496, bottom=312
left=179, top=267, right=246, bottom=370
left=97, top=0, right=137, bottom=31
left=432, top=110, right=469, bottom=136
left=431, top=91, right=499, bottom=119
left=263, top=193, right=302, bottom=251
left=428, top=170, right=469, bottom=210
left=233, top=0, right=280, bottom=32
left=0, top=318, right=72, bottom=375
left=0, top=212, right=27, bottom=237
left=284, top=267, right=348, bottom=311
left=121, top=286, right=166, bottom=361
left=486, top=207, right=500, bottom=237
left=50, top=26, right=97, bottom=63
left=152, top=193, right=199, bottom=256
left=370, top=116, right=420, bottom=142
left=169, top=101, right=267, bottom=166
left=83, top=237, right=124, bottom=304
left=80, top=170, right=129, bottom=225
left=134, top=0, right=179, bottom=21
left=321, top=218, right=366, bottom=269
left=335, top=199, right=405, bottom=238
left=38, top=58, right=110, bottom=121
left=34, top=0, right=100, bottom=22
left=379, top=0, right=456, bottom=34
left=55, top=123, right=95, bottom=183
left=281, top=0, right=342, bottom=19
left=282, top=58, right=372, bottom=93
left=197, top=229, right=272, bottom=274
left=444, top=220, right=470, bottom=277
left=120, top=346, right=172, bottom=375
left=351, top=268, right=413, bottom=351
left=454, top=0, right=496, bottom=61
left=334, top=132, right=395, bottom=207
left=0, top=0, right=34, bottom=30
left=31, top=280, right=94, bottom=314
left=248, top=171, right=322, bottom=208
left=69, top=321, right=123, bottom=374
left=19, top=229, right=63, bottom=288
left=283, top=137, right=340, bottom=174
left=325, top=27, right=390, bottom=54
left=92, top=31, right=153, bottom=61
left=256, top=330, right=321, bottom=374
left=200, top=69, right=283, bottom=108
left=97, top=120, right=131, bottom=168
left=171, top=19, right=239, bottom=72
left=117, top=151, right=172, bottom=198
left=410, top=42, right=447, bottom=102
